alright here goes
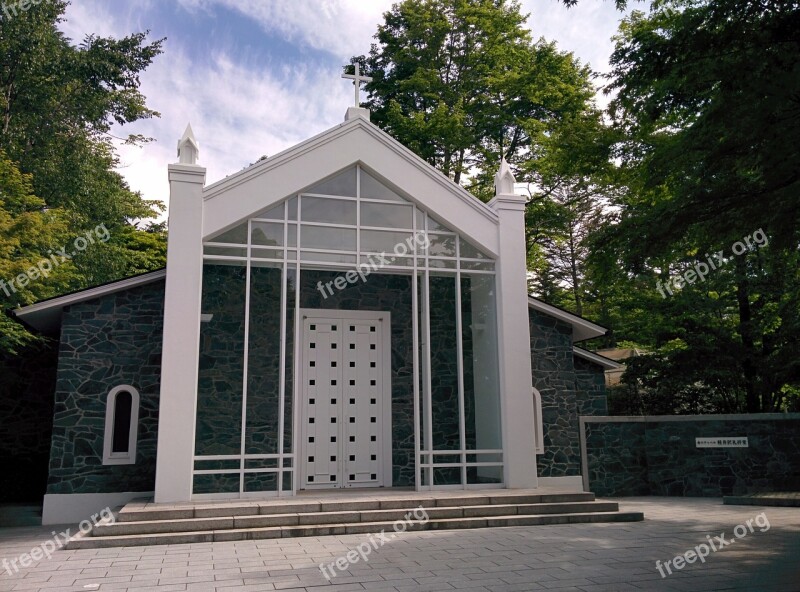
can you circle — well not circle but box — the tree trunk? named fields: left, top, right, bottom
left=567, top=225, right=582, bottom=316
left=734, top=257, right=760, bottom=412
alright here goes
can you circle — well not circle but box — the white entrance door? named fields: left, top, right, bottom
left=299, top=310, right=391, bottom=489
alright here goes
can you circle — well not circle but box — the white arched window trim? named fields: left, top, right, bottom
left=532, top=387, right=544, bottom=455
left=103, top=385, right=140, bottom=465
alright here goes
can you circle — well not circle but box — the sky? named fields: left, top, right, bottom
left=59, top=0, right=631, bottom=218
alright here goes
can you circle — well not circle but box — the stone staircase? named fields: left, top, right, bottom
left=66, top=491, right=644, bottom=549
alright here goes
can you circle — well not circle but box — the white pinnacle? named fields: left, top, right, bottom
left=177, top=123, right=200, bottom=165
left=494, top=156, right=516, bottom=196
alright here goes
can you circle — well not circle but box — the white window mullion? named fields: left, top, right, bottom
left=454, top=236, right=467, bottom=488
left=423, top=215, right=434, bottom=488
left=411, top=204, right=421, bottom=492
left=239, top=220, right=254, bottom=496
left=291, top=195, right=303, bottom=495
left=277, top=200, right=289, bottom=495
left=356, top=165, right=362, bottom=258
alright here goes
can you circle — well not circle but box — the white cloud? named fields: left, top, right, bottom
left=176, top=0, right=394, bottom=59
left=521, top=0, right=627, bottom=75
left=61, top=0, right=627, bottom=219
left=106, top=47, right=355, bottom=218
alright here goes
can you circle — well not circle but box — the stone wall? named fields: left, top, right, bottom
left=47, top=281, right=165, bottom=495
left=582, top=415, right=800, bottom=496
left=528, top=309, right=611, bottom=479
left=574, top=356, right=608, bottom=417
left=529, top=309, right=580, bottom=477
left=0, top=343, right=58, bottom=502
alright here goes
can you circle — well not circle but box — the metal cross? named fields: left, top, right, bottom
left=342, top=63, right=373, bottom=107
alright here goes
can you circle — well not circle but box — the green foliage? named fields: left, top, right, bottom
left=0, top=1, right=166, bottom=354
left=606, top=0, right=800, bottom=256
left=593, top=0, right=800, bottom=412
left=352, top=0, right=596, bottom=197
left=0, top=151, right=71, bottom=352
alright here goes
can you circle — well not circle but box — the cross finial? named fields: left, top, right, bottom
left=342, top=63, right=372, bottom=107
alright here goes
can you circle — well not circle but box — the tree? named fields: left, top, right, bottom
left=0, top=2, right=167, bottom=353
left=594, top=0, right=800, bottom=412
left=606, top=0, right=800, bottom=255
left=351, top=0, right=596, bottom=199
left=0, top=152, right=70, bottom=352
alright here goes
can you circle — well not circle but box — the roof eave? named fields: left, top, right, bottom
left=12, top=269, right=167, bottom=334
left=573, top=346, right=625, bottom=370
left=527, top=296, right=608, bottom=342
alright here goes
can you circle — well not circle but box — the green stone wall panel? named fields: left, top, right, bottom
left=528, top=309, right=580, bottom=477
left=47, top=281, right=165, bottom=495
left=584, top=417, right=800, bottom=496
left=528, top=308, right=610, bottom=478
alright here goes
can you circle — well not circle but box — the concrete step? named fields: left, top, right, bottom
left=67, top=509, right=644, bottom=549
left=116, top=492, right=596, bottom=523
left=94, top=501, right=620, bottom=537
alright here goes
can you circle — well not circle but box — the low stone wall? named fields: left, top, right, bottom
left=581, top=414, right=800, bottom=497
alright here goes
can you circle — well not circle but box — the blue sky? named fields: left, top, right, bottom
left=60, top=0, right=631, bottom=216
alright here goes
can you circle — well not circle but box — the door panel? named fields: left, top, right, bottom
left=301, top=315, right=386, bottom=489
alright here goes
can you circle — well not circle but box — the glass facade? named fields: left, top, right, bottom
left=195, top=165, right=502, bottom=497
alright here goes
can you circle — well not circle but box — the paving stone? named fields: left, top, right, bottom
left=1, top=498, right=800, bottom=591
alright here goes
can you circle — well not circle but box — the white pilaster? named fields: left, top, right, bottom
left=154, top=157, right=206, bottom=503
left=489, top=159, right=537, bottom=489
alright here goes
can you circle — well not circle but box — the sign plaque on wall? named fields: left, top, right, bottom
left=695, top=437, right=749, bottom=448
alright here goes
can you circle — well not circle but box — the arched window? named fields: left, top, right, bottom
left=103, top=385, right=140, bottom=465
left=532, top=387, right=544, bottom=455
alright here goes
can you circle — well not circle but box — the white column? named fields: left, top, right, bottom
left=154, top=162, right=206, bottom=503
left=489, top=161, right=537, bottom=489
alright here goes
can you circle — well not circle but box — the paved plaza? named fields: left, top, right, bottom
left=0, top=497, right=798, bottom=592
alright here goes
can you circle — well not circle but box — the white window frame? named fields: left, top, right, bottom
left=532, top=387, right=544, bottom=455
left=103, top=385, right=140, bottom=465
left=197, top=165, right=502, bottom=495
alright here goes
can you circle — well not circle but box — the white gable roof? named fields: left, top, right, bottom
left=573, top=346, right=624, bottom=370
left=201, top=117, right=500, bottom=257
left=12, top=269, right=166, bottom=334
left=528, top=296, right=607, bottom=342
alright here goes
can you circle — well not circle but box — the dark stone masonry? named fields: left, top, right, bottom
left=583, top=415, right=800, bottom=497
left=42, top=269, right=612, bottom=496
left=47, top=281, right=165, bottom=495
left=528, top=309, right=608, bottom=478
left=574, top=356, right=608, bottom=417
